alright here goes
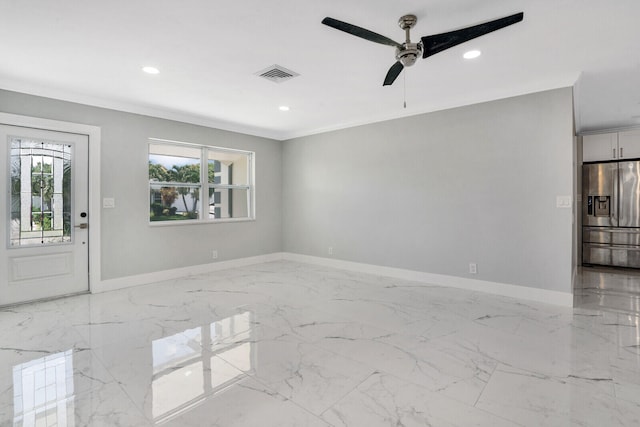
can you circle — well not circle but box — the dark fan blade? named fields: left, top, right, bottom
left=322, top=17, right=401, bottom=48
left=421, top=12, right=523, bottom=58
left=383, top=61, right=404, bottom=86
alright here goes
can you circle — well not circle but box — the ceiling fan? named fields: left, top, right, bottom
left=321, top=11, right=524, bottom=86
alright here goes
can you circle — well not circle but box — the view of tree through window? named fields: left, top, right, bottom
left=148, top=140, right=254, bottom=223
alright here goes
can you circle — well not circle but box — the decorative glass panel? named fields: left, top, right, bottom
left=9, top=139, right=72, bottom=247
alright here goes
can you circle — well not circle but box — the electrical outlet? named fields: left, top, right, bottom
left=212, top=250, right=218, bottom=260
left=469, top=263, right=477, bottom=274
left=328, top=247, right=333, bottom=255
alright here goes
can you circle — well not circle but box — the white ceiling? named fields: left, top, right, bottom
left=1, top=0, right=639, bottom=140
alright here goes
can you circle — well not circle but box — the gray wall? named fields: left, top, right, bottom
left=282, top=88, right=575, bottom=293
left=1, top=87, right=575, bottom=293
left=0, top=89, right=282, bottom=280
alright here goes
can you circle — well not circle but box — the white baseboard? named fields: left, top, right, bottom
left=282, top=253, right=574, bottom=307
left=92, top=251, right=573, bottom=307
left=92, top=252, right=285, bottom=293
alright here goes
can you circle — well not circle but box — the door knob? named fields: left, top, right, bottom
left=75, top=223, right=88, bottom=229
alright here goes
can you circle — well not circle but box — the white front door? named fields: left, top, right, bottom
left=0, top=125, right=89, bottom=305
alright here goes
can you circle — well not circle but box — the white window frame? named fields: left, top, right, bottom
left=148, top=138, right=255, bottom=226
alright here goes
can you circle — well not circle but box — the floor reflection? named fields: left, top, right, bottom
left=151, top=311, right=253, bottom=423
left=574, top=266, right=640, bottom=313
left=9, top=311, right=254, bottom=426
left=13, top=350, right=75, bottom=426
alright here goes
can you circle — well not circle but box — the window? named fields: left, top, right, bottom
left=148, top=139, right=254, bottom=223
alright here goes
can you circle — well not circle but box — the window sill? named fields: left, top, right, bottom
left=148, top=217, right=256, bottom=227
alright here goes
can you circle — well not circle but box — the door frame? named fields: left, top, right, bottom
left=0, top=112, right=101, bottom=293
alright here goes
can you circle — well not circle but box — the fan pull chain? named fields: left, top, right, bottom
left=403, top=71, right=407, bottom=108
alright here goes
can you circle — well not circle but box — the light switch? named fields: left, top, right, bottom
left=103, top=198, right=115, bottom=208
left=556, top=196, right=572, bottom=208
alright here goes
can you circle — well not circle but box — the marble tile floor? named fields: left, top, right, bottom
left=574, top=266, right=640, bottom=314
left=1, top=260, right=639, bottom=426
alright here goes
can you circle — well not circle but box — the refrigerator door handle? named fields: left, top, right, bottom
left=612, top=166, right=619, bottom=225
left=613, top=148, right=617, bottom=158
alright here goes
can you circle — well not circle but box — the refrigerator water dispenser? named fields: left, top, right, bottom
left=587, top=195, right=610, bottom=217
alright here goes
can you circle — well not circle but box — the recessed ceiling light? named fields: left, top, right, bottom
left=142, top=66, right=160, bottom=74
left=463, top=50, right=481, bottom=59
left=279, top=106, right=290, bottom=112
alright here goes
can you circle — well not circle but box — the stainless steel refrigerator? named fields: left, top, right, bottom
left=583, top=160, right=640, bottom=267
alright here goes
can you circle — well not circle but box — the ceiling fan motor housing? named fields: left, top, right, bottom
left=395, top=14, right=422, bottom=67
left=396, top=42, right=423, bottom=67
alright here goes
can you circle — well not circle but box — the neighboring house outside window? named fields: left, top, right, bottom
left=148, top=139, right=254, bottom=224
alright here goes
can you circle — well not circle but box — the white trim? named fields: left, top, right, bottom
left=148, top=217, right=256, bottom=227
left=86, top=246, right=572, bottom=306
left=0, top=81, right=282, bottom=140
left=94, top=252, right=284, bottom=293
left=149, top=137, right=255, bottom=155
left=2, top=81, right=577, bottom=141
left=282, top=253, right=574, bottom=307
left=0, top=112, right=101, bottom=294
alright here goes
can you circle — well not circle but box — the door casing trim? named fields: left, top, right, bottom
left=0, top=112, right=101, bottom=292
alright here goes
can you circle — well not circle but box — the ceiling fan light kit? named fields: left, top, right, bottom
left=321, top=11, right=524, bottom=86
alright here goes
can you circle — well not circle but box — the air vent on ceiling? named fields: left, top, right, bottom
left=255, top=64, right=299, bottom=83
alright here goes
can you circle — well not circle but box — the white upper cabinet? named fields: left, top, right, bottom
left=618, top=130, right=640, bottom=160
left=583, top=133, right=618, bottom=162
left=582, top=130, right=640, bottom=162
